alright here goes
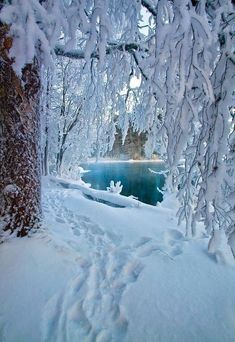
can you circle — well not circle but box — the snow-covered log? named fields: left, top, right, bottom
left=52, top=177, right=141, bottom=208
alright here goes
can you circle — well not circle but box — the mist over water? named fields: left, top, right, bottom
left=81, top=161, right=166, bottom=206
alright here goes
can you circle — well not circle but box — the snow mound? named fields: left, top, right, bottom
left=208, top=230, right=235, bottom=266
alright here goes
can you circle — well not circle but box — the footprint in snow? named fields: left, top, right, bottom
left=165, top=228, right=185, bottom=241
left=164, top=229, right=186, bottom=257
left=42, top=192, right=145, bottom=342
left=133, top=236, right=153, bottom=248
left=133, top=228, right=186, bottom=260
left=42, top=237, right=144, bottom=342
left=55, top=216, right=66, bottom=224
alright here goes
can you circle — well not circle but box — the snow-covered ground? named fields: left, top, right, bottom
left=0, top=177, right=235, bottom=342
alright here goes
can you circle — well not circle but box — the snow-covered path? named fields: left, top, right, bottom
left=42, top=190, right=143, bottom=342
left=42, top=181, right=186, bottom=342
left=0, top=177, right=235, bottom=342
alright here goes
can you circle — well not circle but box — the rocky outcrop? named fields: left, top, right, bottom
left=108, top=127, right=147, bottom=160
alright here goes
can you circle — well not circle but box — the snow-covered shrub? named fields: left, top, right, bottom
left=107, top=181, right=123, bottom=194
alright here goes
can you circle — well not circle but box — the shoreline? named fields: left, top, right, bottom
left=81, top=159, right=165, bottom=164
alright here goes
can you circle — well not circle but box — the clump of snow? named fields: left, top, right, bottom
left=78, top=166, right=89, bottom=174
left=208, top=229, right=235, bottom=266
left=3, top=184, right=20, bottom=197
left=76, top=166, right=90, bottom=180
left=107, top=180, right=123, bottom=194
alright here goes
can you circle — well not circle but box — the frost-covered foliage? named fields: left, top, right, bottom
left=130, top=0, right=235, bottom=240
left=1, top=0, right=235, bottom=239
left=146, top=1, right=235, bottom=240
left=41, top=58, right=95, bottom=175
left=41, top=57, right=116, bottom=176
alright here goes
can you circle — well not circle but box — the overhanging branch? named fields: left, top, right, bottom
left=55, top=42, right=147, bottom=60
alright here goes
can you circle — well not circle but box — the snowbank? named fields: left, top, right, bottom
left=0, top=176, right=235, bottom=342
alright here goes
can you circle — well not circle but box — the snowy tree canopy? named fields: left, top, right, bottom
left=1, top=0, right=235, bottom=237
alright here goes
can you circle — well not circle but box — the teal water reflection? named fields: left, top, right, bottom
left=81, top=161, right=165, bottom=206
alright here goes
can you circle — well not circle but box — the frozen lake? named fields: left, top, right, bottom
left=81, top=161, right=166, bottom=205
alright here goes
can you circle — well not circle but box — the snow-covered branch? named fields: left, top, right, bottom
left=54, top=42, right=146, bottom=60
left=141, top=0, right=157, bottom=17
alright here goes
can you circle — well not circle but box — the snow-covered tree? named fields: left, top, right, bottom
left=41, top=56, right=118, bottom=176
left=42, top=58, right=86, bottom=175
left=0, top=0, right=234, bottom=243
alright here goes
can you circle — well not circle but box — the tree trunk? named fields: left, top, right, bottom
left=43, top=70, right=51, bottom=176
left=0, top=24, right=41, bottom=237
left=56, top=147, right=64, bottom=175
left=43, top=124, right=49, bottom=176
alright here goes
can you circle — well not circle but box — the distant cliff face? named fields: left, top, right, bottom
left=108, top=127, right=147, bottom=160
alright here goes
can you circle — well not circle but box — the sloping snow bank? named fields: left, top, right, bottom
left=0, top=176, right=235, bottom=342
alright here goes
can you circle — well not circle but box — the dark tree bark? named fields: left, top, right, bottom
left=43, top=69, right=51, bottom=176
left=0, top=24, right=41, bottom=237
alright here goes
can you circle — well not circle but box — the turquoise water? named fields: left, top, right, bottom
left=81, top=161, right=166, bottom=206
